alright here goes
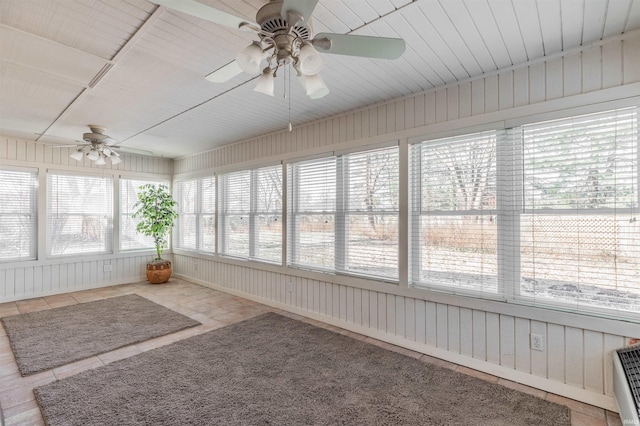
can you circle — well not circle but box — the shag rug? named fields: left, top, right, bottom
left=1, top=294, right=200, bottom=376
left=34, top=313, right=570, bottom=425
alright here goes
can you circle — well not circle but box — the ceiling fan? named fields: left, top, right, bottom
left=46, top=126, right=151, bottom=165
left=152, top=0, right=406, bottom=99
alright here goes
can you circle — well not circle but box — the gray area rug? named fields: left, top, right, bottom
left=34, top=313, right=570, bottom=426
left=1, top=294, right=200, bottom=376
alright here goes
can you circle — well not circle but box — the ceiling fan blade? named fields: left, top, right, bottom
left=281, top=0, right=319, bottom=25
left=312, top=33, right=406, bottom=59
left=151, top=0, right=259, bottom=31
left=205, top=60, right=244, bottom=83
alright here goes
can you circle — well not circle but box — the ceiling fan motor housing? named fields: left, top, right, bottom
left=257, top=1, right=312, bottom=65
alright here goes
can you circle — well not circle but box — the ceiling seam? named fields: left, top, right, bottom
left=35, top=6, right=168, bottom=142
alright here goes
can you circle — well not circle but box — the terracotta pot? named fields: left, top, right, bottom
left=146, top=260, right=172, bottom=284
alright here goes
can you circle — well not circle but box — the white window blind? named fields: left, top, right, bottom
left=219, top=170, right=251, bottom=258
left=288, top=156, right=337, bottom=271
left=0, top=167, right=37, bottom=262
left=519, top=108, right=639, bottom=315
left=410, top=132, right=498, bottom=294
left=342, top=147, right=399, bottom=279
left=47, top=172, right=113, bottom=256
left=176, top=179, right=197, bottom=250
left=200, top=176, right=216, bottom=253
left=175, top=177, right=215, bottom=253
left=120, top=179, right=165, bottom=251
left=255, top=165, right=282, bottom=263
left=219, top=165, right=282, bottom=263
left=289, top=146, right=399, bottom=280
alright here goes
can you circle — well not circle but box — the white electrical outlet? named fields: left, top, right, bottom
left=531, top=334, right=544, bottom=351
left=103, top=264, right=112, bottom=272
left=287, top=282, right=293, bottom=292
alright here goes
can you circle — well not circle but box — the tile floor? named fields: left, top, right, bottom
left=0, top=278, right=625, bottom=426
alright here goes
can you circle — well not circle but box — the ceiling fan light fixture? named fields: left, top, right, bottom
left=254, top=67, right=275, bottom=96
left=298, top=41, right=323, bottom=75
left=236, top=41, right=263, bottom=75
left=70, top=149, right=84, bottom=161
left=110, top=155, right=122, bottom=165
left=95, top=155, right=107, bottom=166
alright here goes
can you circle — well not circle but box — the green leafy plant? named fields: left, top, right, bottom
left=132, top=184, right=178, bottom=261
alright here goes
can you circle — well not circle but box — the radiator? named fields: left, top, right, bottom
left=613, top=344, right=640, bottom=426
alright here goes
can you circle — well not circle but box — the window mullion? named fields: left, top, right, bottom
left=335, top=156, right=347, bottom=272
left=496, top=128, right=522, bottom=298
left=409, top=144, right=422, bottom=285
left=249, top=170, right=257, bottom=259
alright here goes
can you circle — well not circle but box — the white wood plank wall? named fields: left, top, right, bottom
left=172, top=33, right=640, bottom=411
left=0, top=135, right=173, bottom=300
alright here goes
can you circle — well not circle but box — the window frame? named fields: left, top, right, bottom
left=408, top=107, right=639, bottom=319
left=288, top=144, right=400, bottom=281
left=46, top=170, right=114, bottom=258
left=0, top=166, right=38, bottom=263
left=174, top=176, right=216, bottom=253
left=218, top=164, right=283, bottom=264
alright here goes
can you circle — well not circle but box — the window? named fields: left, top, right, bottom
left=410, top=132, right=498, bottom=294
left=519, top=108, right=639, bottom=314
left=120, top=178, right=168, bottom=251
left=289, top=146, right=399, bottom=280
left=47, top=172, right=113, bottom=256
left=409, top=107, right=639, bottom=317
left=219, top=165, right=282, bottom=263
left=175, top=177, right=215, bottom=253
left=0, top=167, right=37, bottom=262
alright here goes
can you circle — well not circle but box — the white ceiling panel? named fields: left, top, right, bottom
left=0, top=25, right=109, bottom=86
left=0, top=0, right=637, bottom=159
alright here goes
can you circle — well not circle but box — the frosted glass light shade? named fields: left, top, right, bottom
left=254, top=68, right=275, bottom=96
left=236, top=41, right=262, bottom=75
left=95, top=156, right=106, bottom=166
left=303, top=73, right=329, bottom=98
left=70, top=150, right=84, bottom=161
left=87, top=149, right=99, bottom=161
left=298, top=42, right=323, bottom=75
left=110, top=155, right=122, bottom=165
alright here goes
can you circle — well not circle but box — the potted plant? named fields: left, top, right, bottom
left=132, top=183, right=178, bottom=284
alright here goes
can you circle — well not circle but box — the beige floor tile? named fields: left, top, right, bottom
left=571, top=410, right=608, bottom=426
left=547, top=393, right=606, bottom=420
left=98, top=345, right=143, bottom=365
left=456, top=366, right=500, bottom=383
left=15, top=299, right=49, bottom=314
left=52, top=357, right=104, bottom=380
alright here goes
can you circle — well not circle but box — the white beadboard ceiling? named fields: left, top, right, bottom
left=1, top=0, right=638, bottom=158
